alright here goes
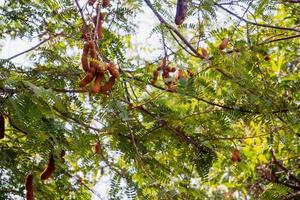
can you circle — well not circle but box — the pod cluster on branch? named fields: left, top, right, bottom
left=80, top=0, right=118, bottom=95
left=150, top=58, right=195, bottom=92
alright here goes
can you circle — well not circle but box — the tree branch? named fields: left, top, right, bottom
left=215, top=4, right=300, bottom=33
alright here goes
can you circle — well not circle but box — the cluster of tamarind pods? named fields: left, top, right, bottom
left=24, top=150, right=65, bottom=200
left=151, top=38, right=230, bottom=91
left=79, top=0, right=119, bottom=95
left=24, top=142, right=101, bottom=200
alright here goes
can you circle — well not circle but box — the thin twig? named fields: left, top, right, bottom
left=6, top=33, right=62, bottom=61
left=216, top=4, right=300, bottom=33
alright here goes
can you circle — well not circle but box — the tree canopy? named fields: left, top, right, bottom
left=0, top=0, right=300, bottom=199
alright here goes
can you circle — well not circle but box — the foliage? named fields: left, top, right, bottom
left=0, top=0, right=300, bottom=199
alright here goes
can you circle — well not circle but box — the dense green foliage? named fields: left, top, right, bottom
left=0, top=0, right=300, bottom=199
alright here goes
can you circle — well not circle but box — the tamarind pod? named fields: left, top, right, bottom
left=96, top=20, right=103, bottom=38
left=175, top=0, right=188, bottom=25
left=156, top=66, right=162, bottom=71
left=102, top=0, right=109, bottom=7
left=107, top=62, right=120, bottom=78
left=79, top=72, right=94, bottom=87
left=81, top=44, right=90, bottom=72
left=219, top=38, right=229, bottom=50
left=91, top=73, right=104, bottom=95
left=89, top=41, right=97, bottom=58
left=151, top=70, right=159, bottom=84
left=160, top=57, right=167, bottom=68
left=93, top=142, right=101, bottom=154
left=88, top=0, right=96, bottom=6
left=165, top=66, right=173, bottom=72
left=60, top=150, right=66, bottom=163
left=264, top=55, right=271, bottom=61
left=162, top=70, right=169, bottom=79
left=231, top=149, right=241, bottom=162
left=25, top=173, right=34, bottom=200
left=0, top=115, right=4, bottom=139
left=177, top=69, right=184, bottom=80
left=41, top=155, right=55, bottom=180
left=201, top=48, right=208, bottom=58
left=93, top=14, right=104, bottom=39
left=100, top=76, right=116, bottom=93
left=153, top=70, right=159, bottom=78
left=170, top=67, right=177, bottom=72
left=187, top=69, right=194, bottom=77
left=151, top=79, right=157, bottom=85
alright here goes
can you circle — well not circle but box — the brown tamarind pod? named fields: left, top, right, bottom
left=187, top=69, right=195, bottom=77
left=177, top=69, right=184, bottom=80
left=162, top=70, right=170, bottom=78
left=153, top=70, right=159, bottom=78
left=25, top=173, right=34, bottom=200
left=79, top=72, right=94, bottom=87
left=201, top=48, right=208, bottom=59
left=100, top=76, right=116, bottom=93
left=107, top=62, right=120, bottom=78
left=91, top=73, right=104, bottom=95
left=156, top=66, right=162, bottom=71
left=175, top=0, right=188, bottom=25
left=170, top=67, right=177, bottom=72
left=219, top=38, right=229, bottom=50
left=231, top=149, right=241, bottom=162
left=89, top=41, right=97, bottom=58
left=60, top=150, right=66, bottom=163
left=41, top=155, right=55, bottom=180
left=151, top=70, right=159, bottom=85
left=102, top=0, right=109, bottom=7
left=264, top=55, right=271, bottom=61
left=88, top=0, right=96, bottom=6
left=165, top=66, right=173, bottom=72
left=93, top=13, right=104, bottom=38
left=81, top=43, right=90, bottom=72
left=0, top=115, right=5, bottom=139
left=93, top=142, right=101, bottom=154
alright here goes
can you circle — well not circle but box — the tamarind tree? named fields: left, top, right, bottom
left=0, top=0, right=300, bottom=199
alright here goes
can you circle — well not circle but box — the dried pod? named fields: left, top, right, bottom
left=93, top=142, right=101, bottom=154
left=162, top=70, right=170, bottom=79
left=91, top=73, right=104, bottom=95
left=153, top=70, right=159, bottom=78
left=88, top=0, right=96, bottom=6
left=156, top=66, right=162, bottom=71
left=94, top=14, right=103, bottom=38
left=151, top=79, right=157, bottom=85
left=81, top=43, right=90, bottom=72
left=175, top=0, right=188, bottom=25
left=187, top=69, right=194, bottom=77
left=219, top=38, right=229, bottom=50
left=264, top=55, right=271, bottom=61
left=60, top=150, right=66, bottom=163
left=0, top=115, right=4, bottom=139
left=79, top=72, right=94, bottom=87
left=25, top=173, right=34, bottom=200
left=107, top=62, right=120, bottom=78
left=231, top=149, right=241, bottom=162
left=165, top=66, right=173, bottom=72
left=89, top=44, right=97, bottom=59
left=151, top=70, right=159, bottom=85
left=170, top=67, right=177, bottom=72
left=41, top=155, right=55, bottom=180
left=100, top=76, right=116, bottom=93
left=201, top=48, right=208, bottom=58
left=102, top=0, right=109, bottom=7
left=177, top=69, right=184, bottom=80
